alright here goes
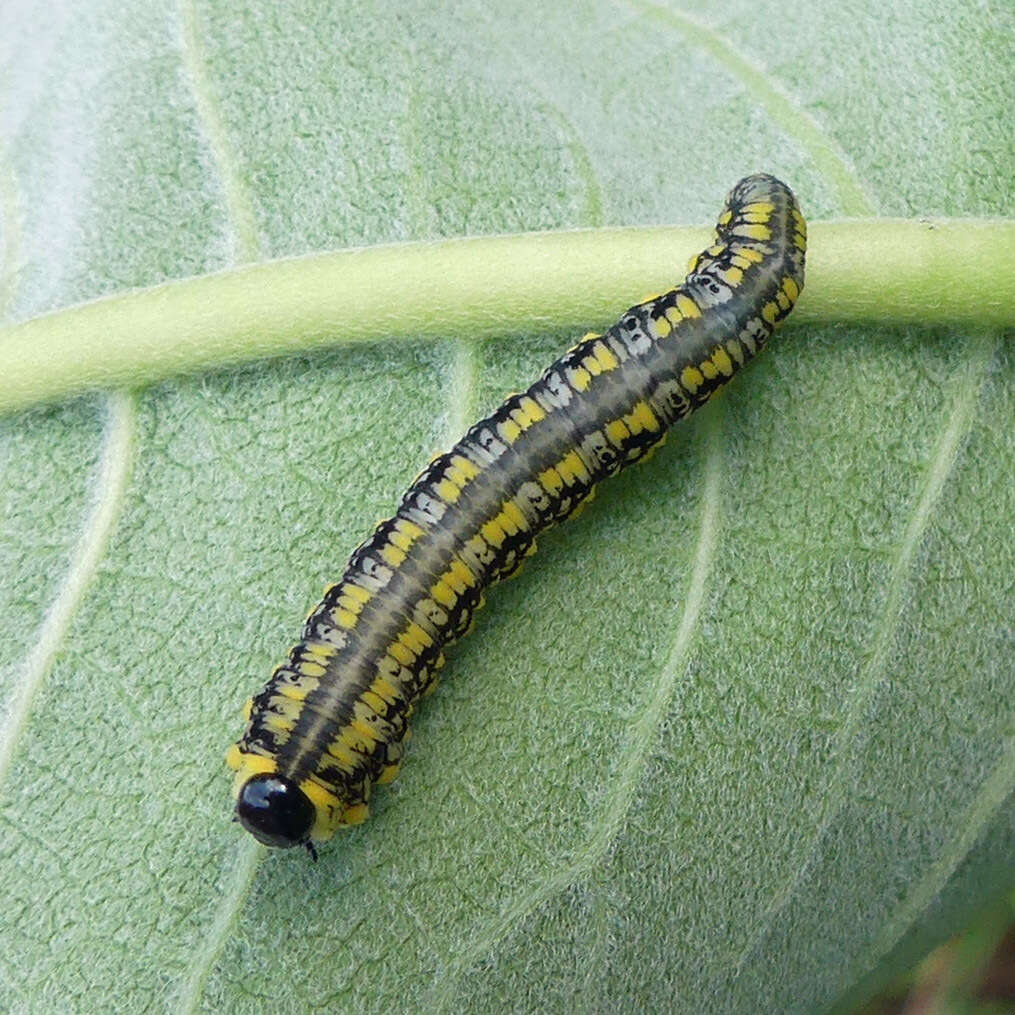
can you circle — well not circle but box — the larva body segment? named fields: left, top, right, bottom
left=228, top=173, right=807, bottom=853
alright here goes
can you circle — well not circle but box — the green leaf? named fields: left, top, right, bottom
left=0, top=3, right=1011, bottom=1014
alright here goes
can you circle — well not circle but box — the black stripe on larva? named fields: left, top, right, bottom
left=229, top=173, right=807, bottom=852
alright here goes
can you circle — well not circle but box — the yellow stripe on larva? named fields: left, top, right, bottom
left=499, top=418, right=522, bottom=442
left=262, top=714, right=294, bottom=738
left=303, top=642, right=338, bottom=662
left=606, top=418, right=632, bottom=445
left=360, top=690, right=389, bottom=714
left=225, top=743, right=246, bottom=771
left=676, top=293, right=701, bottom=318
left=449, top=557, right=478, bottom=589
left=402, top=622, right=433, bottom=653
left=344, top=582, right=371, bottom=603
left=390, top=524, right=421, bottom=551
left=513, top=396, right=547, bottom=428
left=229, top=749, right=277, bottom=784
left=431, top=576, right=458, bottom=609
left=301, top=779, right=344, bottom=841
left=387, top=640, right=414, bottom=667
left=652, top=314, right=672, bottom=338
left=591, top=342, right=620, bottom=372
left=444, top=463, right=473, bottom=488
left=435, top=478, right=461, bottom=503
left=481, top=517, right=507, bottom=547
left=453, top=454, right=480, bottom=480
left=502, top=499, right=528, bottom=532
left=733, top=223, right=772, bottom=241
left=371, top=676, right=400, bottom=704
left=342, top=803, right=369, bottom=825
left=335, top=593, right=365, bottom=616
left=557, top=450, right=590, bottom=485
left=625, top=401, right=660, bottom=434
left=351, top=718, right=382, bottom=743
left=681, top=365, right=705, bottom=393
left=711, top=347, right=735, bottom=377
left=325, top=738, right=359, bottom=768
left=277, top=680, right=317, bottom=702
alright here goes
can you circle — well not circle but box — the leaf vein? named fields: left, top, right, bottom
left=177, top=0, right=260, bottom=264
left=864, top=735, right=1015, bottom=982
left=731, top=331, right=997, bottom=980
left=174, top=839, right=263, bottom=1015
left=626, top=0, right=875, bottom=217
left=0, top=391, right=135, bottom=785
left=427, top=408, right=725, bottom=1012
left=473, top=3, right=605, bottom=230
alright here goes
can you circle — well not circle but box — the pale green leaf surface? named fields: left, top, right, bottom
left=0, top=2, right=1012, bottom=1014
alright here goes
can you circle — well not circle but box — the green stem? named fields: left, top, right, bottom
left=1, top=219, right=1011, bottom=416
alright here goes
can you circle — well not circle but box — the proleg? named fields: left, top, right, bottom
left=228, top=173, right=807, bottom=854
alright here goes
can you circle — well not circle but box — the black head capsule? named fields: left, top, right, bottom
left=235, top=773, right=315, bottom=849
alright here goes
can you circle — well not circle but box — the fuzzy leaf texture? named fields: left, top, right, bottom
left=0, top=2, right=1012, bottom=1013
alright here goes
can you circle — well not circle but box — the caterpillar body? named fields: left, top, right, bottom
left=227, top=174, right=807, bottom=855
